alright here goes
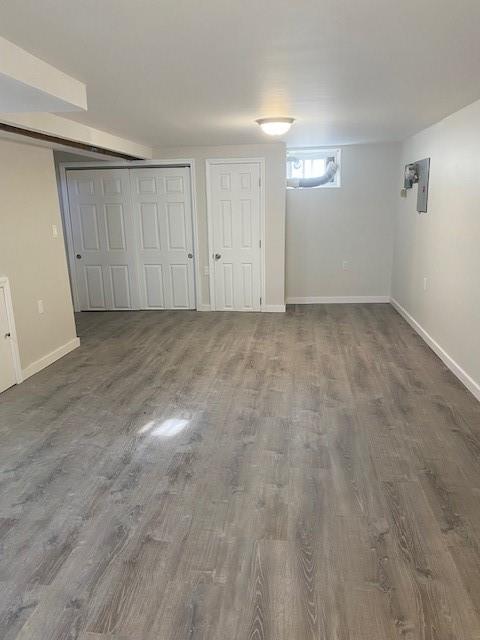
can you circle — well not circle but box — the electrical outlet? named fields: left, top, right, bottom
left=423, top=277, right=428, bottom=291
left=37, top=300, right=44, bottom=314
left=342, top=260, right=349, bottom=270
left=204, top=266, right=209, bottom=276
left=52, top=224, right=58, bottom=238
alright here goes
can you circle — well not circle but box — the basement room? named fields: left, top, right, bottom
left=0, top=2, right=479, bottom=638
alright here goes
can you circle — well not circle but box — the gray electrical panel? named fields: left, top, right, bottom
left=416, top=158, right=430, bottom=213
left=403, top=157, right=430, bottom=213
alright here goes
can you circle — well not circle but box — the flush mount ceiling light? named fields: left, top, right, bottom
left=256, top=117, right=295, bottom=136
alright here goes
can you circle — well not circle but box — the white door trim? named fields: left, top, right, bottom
left=59, top=159, right=201, bottom=311
left=0, top=276, right=23, bottom=384
left=205, top=157, right=266, bottom=311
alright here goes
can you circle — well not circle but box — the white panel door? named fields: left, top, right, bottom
left=130, top=167, right=195, bottom=309
left=0, top=287, right=16, bottom=393
left=67, top=169, right=140, bottom=310
left=209, top=162, right=261, bottom=311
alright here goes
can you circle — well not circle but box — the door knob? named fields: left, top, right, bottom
left=187, top=253, right=193, bottom=259
left=4, top=332, right=11, bottom=338
left=76, top=254, right=82, bottom=259
left=214, top=253, right=221, bottom=260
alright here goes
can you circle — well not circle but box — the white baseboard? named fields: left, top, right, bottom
left=197, top=304, right=286, bottom=312
left=262, top=304, right=286, bottom=313
left=286, top=296, right=390, bottom=304
left=390, top=298, right=480, bottom=403
left=22, top=337, right=80, bottom=381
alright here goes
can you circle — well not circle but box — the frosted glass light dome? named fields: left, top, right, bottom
left=256, top=117, right=295, bottom=136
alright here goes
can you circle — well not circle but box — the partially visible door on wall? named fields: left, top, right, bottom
left=66, top=167, right=196, bottom=311
left=208, top=162, right=262, bottom=311
left=0, top=286, right=16, bottom=393
left=130, top=168, right=195, bottom=309
left=67, top=169, right=139, bottom=311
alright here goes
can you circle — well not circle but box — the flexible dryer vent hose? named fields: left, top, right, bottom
left=286, top=160, right=338, bottom=188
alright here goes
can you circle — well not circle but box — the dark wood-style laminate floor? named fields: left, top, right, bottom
left=1, top=304, right=480, bottom=639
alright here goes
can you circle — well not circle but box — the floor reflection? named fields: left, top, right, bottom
left=138, top=418, right=189, bottom=438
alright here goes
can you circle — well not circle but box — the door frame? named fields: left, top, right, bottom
left=0, top=276, right=23, bottom=384
left=59, top=159, right=201, bottom=312
left=205, top=157, right=266, bottom=311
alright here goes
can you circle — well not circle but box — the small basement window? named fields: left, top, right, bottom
left=286, top=148, right=341, bottom=188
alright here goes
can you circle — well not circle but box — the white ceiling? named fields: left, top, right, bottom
left=1, top=0, right=480, bottom=148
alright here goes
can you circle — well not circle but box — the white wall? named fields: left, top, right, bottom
left=0, top=138, right=78, bottom=376
left=286, top=143, right=398, bottom=301
left=392, top=99, right=480, bottom=398
left=153, top=143, right=286, bottom=309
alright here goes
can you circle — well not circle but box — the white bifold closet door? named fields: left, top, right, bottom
left=67, top=169, right=139, bottom=310
left=67, top=167, right=195, bottom=311
left=130, top=168, right=195, bottom=310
